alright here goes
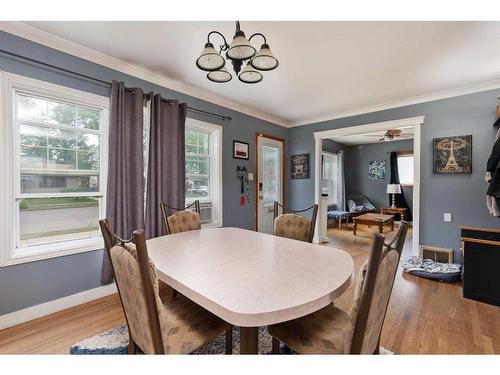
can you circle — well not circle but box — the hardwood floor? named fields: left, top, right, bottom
left=0, top=223, right=499, bottom=354
left=329, top=223, right=500, bottom=354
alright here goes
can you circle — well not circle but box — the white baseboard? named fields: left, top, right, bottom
left=0, top=283, right=117, bottom=330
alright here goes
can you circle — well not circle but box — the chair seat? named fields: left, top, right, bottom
left=267, top=304, right=354, bottom=354
left=160, top=294, right=231, bottom=354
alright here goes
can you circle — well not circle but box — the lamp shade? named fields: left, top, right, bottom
left=196, top=42, right=225, bottom=71
left=226, top=32, right=256, bottom=60
left=386, top=184, right=402, bottom=194
left=207, top=66, right=232, bottom=83
left=250, top=44, right=279, bottom=71
left=238, top=62, right=263, bottom=84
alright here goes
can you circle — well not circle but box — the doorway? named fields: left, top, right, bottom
left=256, top=133, right=284, bottom=234
left=313, top=116, right=424, bottom=256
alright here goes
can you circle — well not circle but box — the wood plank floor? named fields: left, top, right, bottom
left=0, top=224, right=499, bottom=354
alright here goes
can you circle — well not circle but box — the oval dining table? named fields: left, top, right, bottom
left=147, top=227, right=354, bottom=354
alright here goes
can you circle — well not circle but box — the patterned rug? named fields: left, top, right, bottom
left=70, top=324, right=394, bottom=354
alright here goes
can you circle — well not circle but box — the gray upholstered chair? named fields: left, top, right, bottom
left=268, top=222, right=409, bottom=354
left=160, top=200, right=202, bottom=235
left=99, top=219, right=232, bottom=354
left=273, top=201, right=319, bottom=243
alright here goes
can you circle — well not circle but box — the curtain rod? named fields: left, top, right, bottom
left=0, top=49, right=232, bottom=121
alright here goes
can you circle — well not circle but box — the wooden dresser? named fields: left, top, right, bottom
left=461, top=226, right=500, bottom=306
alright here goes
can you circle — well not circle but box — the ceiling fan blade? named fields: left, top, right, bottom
left=365, top=134, right=385, bottom=137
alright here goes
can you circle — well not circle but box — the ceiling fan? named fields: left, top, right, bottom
left=365, top=129, right=413, bottom=142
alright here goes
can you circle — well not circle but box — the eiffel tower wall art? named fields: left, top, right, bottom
left=433, top=135, right=472, bottom=174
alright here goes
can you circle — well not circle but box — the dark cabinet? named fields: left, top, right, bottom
left=461, top=226, right=500, bottom=306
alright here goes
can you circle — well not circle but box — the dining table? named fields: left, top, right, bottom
left=147, top=227, right=354, bottom=354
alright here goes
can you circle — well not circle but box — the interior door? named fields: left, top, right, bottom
left=257, top=134, right=284, bottom=234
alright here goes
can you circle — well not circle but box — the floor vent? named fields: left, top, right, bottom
left=419, top=245, right=454, bottom=263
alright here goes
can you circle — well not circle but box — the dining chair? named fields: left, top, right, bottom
left=268, top=221, right=409, bottom=354
left=99, top=219, right=233, bottom=354
left=160, top=200, right=202, bottom=235
left=273, top=201, right=319, bottom=243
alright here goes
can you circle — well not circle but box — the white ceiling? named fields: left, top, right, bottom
left=329, top=126, right=414, bottom=145
left=17, top=21, right=500, bottom=126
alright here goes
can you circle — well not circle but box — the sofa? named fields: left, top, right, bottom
left=327, top=194, right=376, bottom=228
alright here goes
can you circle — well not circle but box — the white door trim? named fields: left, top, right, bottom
left=313, top=116, right=424, bottom=256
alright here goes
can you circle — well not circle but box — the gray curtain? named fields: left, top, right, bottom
left=144, top=94, right=186, bottom=239
left=101, top=81, right=145, bottom=284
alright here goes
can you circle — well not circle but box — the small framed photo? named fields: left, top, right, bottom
left=233, top=140, right=249, bottom=160
left=291, top=153, right=309, bottom=179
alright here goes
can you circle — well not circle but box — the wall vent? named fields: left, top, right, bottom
left=199, top=201, right=213, bottom=224
left=419, top=245, right=454, bottom=263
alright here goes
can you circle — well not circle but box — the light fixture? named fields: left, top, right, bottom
left=196, top=21, right=278, bottom=84
left=207, top=66, right=232, bottom=83
left=386, top=184, right=402, bottom=209
left=238, top=62, right=263, bottom=84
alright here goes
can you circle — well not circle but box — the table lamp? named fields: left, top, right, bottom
left=386, top=184, right=401, bottom=209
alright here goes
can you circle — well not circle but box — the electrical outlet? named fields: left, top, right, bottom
left=444, top=213, right=452, bottom=222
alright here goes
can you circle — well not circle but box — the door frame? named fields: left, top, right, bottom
left=255, top=132, right=285, bottom=231
left=313, top=116, right=424, bottom=256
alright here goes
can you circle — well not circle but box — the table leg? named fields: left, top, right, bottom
left=391, top=220, right=395, bottom=231
left=378, top=223, right=383, bottom=233
left=240, top=327, right=258, bottom=354
left=353, top=220, right=357, bottom=235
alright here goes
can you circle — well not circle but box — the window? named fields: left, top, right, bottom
left=321, top=152, right=339, bottom=205
left=1, top=73, right=109, bottom=266
left=397, top=153, right=414, bottom=186
left=185, top=119, right=222, bottom=227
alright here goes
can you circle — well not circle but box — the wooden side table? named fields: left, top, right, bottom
left=381, top=207, right=408, bottom=221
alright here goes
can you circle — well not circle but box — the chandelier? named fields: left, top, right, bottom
left=196, top=21, right=279, bottom=84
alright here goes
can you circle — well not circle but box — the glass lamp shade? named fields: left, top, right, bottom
left=226, top=34, right=256, bottom=61
left=238, top=62, right=263, bottom=84
left=250, top=44, right=279, bottom=71
left=196, top=42, right=225, bottom=71
left=207, top=66, right=232, bottom=83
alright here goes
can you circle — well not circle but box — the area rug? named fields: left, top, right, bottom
left=70, top=324, right=394, bottom=354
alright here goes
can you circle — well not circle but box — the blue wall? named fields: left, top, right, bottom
left=0, top=31, right=287, bottom=315
left=344, top=139, right=414, bottom=212
left=287, top=89, right=500, bottom=262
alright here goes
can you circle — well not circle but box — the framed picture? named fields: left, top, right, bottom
left=368, top=160, right=386, bottom=181
left=433, top=135, right=472, bottom=174
left=233, top=140, right=249, bottom=160
left=291, top=153, right=309, bottom=179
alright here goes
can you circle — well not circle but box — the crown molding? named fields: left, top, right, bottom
left=0, top=22, right=291, bottom=128
left=290, top=79, right=500, bottom=127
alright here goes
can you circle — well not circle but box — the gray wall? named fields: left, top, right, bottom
left=0, top=31, right=287, bottom=315
left=287, top=89, right=500, bottom=262
left=344, top=139, right=414, bottom=212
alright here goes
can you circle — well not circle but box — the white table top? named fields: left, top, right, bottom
left=147, top=227, right=354, bottom=327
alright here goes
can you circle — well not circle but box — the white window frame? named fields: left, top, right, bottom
left=397, top=153, right=414, bottom=187
left=185, top=118, right=223, bottom=228
left=0, top=72, right=109, bottom=267
left=321, top=151, right=339, bottom=206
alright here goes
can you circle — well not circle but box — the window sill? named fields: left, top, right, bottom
left=1, top=237, right=104, bottom=267
left=201, top=222, right=222, bottom=229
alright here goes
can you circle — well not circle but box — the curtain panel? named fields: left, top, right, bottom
left=101, top=81, right=145, bottom=284
left=144, top=95, right=187, bottom=239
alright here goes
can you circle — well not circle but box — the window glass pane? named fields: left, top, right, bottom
left=322, top=153, right=338, bottom=205
left=20, top=174, right=99, bottom=193
left=18, top=95, right=48, bottom=122
left=75, top=107, right=100, bottom=130
left=262, top=145, right=279, bottom=204
left=186, top=130, right=209, bottom=155
left=48, top=101, right=77, bottom=126
left=397, top=155, right=414, bottom=185
left=18, top=197, right=100, bottom=247
left=48, top=148, right=77, bottom=170
left=20, top=124, right=47, bottom=147
left=186, top=176, right=209, bottom=198
left=48, top=128, right=77, bottom=149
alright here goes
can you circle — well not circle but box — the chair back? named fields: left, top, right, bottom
left=273, top=201, right=318, bottom=243
left=100, top=220, right=164, bottom=354
left=160, top=200, right=201, bottom=235
left=350, top=222, right=409, bottom=354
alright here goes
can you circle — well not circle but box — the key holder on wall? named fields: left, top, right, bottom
left=236, top=166, right=250, bottom=205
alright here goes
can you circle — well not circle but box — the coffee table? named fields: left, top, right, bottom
left=353, top=213, right=395, bottom=235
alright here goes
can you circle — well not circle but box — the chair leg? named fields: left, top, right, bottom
left=225, top=328, right=233, bottom=354
left=272, top=338, right=280, bottom=354
left=128, top=334, right=137, bottom=354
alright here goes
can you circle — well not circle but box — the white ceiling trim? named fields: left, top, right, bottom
left=293, top=79, right=500, bottom=127
left=1, top=22, right=499, bottom=129
left=0, top=22, right=291, bottom=127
